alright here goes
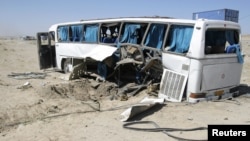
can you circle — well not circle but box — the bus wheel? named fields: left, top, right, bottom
left=63, top=59, right=72, bottom=74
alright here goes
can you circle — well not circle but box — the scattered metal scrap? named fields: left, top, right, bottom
left=17, top=82, right=32, bottom=89
left=8, top=72, right=47, bottom=79
left=66, top=43, right=163, bottom=98
left=111, top=44, right=162, bottom=97
left=120, top=97, right=165, bottom=121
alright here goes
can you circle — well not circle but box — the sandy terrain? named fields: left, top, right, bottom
left=0, top=35, right=250, bottom=141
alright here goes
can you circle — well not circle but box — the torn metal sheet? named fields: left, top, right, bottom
left=120, top=97, right=164, bottom=122
left=68, top=63, right=86, bottom=80
left=57, top=44, right=117, bottom=61
left=116, top=58, right=143, bottom=65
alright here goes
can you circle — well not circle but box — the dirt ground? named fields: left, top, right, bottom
left=0, top=35, right=250, bottom=141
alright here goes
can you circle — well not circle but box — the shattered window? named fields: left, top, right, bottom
left=100, top=22, right=121, bottom=43
left=205, top=29, right=239, bottom=54
left=120, top=22, right=148, bottom=44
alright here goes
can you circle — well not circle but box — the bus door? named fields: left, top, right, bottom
left=37, top=32, right=56, bottom=70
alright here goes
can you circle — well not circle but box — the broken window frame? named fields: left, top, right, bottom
left=204, top=28, right=240, bottom=54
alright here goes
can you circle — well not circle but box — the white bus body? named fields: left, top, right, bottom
left=37, top=17, right=244, bottom=103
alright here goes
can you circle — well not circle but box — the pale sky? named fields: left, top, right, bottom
left=0, top=0, right=249, bottom=36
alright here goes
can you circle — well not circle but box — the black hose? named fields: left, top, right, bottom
left=123, top=121, right=207, bottom=141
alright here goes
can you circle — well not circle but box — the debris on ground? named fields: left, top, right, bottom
left=17, top=81, right=32, bottom=89
left=120, top=97, right=165, bottom=121
left=8, top=72, right=46, bottom=79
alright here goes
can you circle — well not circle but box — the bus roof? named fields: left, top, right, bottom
left=49, top=17, right=195, bottom=31
left=48, top=17, right=240, bottom=32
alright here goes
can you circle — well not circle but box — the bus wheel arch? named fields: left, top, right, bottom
left=62, top=58, right=72, bottom=73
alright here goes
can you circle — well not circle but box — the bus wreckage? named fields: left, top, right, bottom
left=37, top=17, right=244, bottom=103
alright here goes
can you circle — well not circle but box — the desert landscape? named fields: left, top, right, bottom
left=0, top=35, right=250, bottom=141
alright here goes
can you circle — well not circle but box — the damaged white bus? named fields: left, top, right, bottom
left=37, top=17, right=244, bottom=103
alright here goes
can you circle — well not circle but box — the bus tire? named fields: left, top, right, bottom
left=63, top=58, right=72, bottom=74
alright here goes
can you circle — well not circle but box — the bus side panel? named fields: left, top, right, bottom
left=55, top=43, right=118, bottom=70
left=186, top=59, right=203, bottom=94
left=162, top=52, right=191, bottom=75
left=161, top=52, right=191, bottom=101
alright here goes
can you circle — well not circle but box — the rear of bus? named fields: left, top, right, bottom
left=187, top=19, right=243, bottom=102
left=159, top=19, right=243, bottom=103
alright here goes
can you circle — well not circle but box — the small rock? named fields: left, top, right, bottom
left=90, top=81, right=100, bottom=89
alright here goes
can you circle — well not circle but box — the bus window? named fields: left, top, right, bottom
left=100, top=26, right=108, bottom=42
left=205, top=29, right=240, bottom=54
left=57, top=26, right=69, bottom=42
left=165, top=25, right=194, bottom=53
left=40, top=35, right=48, bottom=45
left=100, top=22, right=121, bottom=43
left=144, top=23, right=167, bottom=49
left=49, top=31, right=55, bottom=46
left=120, top=22, right=148, bottom=44
left=70, top=24, right=83, bottom=42
left=83, top=24, right=99, bottom=43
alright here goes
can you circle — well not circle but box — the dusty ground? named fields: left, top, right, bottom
left=0, top=35, right=250, bottom=141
